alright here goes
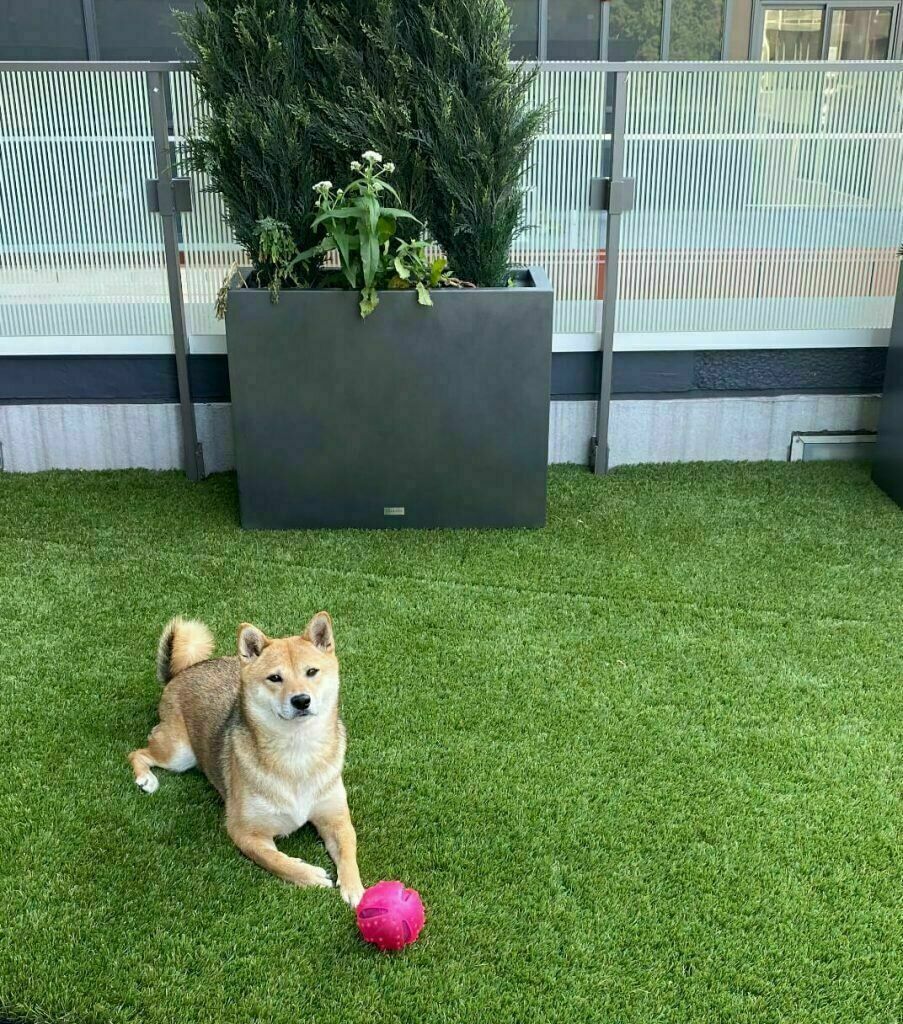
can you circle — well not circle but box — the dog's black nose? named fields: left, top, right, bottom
left=290, top=693, right=312, bottom=712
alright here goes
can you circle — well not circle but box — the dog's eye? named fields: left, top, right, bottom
left=305, top=667, right=319, bottom=678
left=266, top=673, right=283, bottom=683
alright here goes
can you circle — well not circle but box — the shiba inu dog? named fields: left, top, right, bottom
left=128, top=613, right=364, bottom=907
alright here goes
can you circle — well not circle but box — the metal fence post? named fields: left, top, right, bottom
left=81, top=0, right=100, bottom=60
left=660, top=0, right=673, bottom=59
left=600, top=3, right=610, bottom=60
left=592, top=70, right=630, bottom=476
left=538, top=0, right=549, bottom=60
left=721, top=0, right=735, bottom=60
left=145, top=69, right=205, bottom=482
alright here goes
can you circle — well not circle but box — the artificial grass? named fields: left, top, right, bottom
left=0, top=462, right=900, bottom=1024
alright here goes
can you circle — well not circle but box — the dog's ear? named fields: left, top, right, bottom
left=304, top=611, right=334, bottom=653
left=237, top=623, right=269, bottom=662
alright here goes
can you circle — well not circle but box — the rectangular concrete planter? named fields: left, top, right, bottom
left=873, top=264, right=903, bottom=508
left=225, top=267, right=553, bottom=529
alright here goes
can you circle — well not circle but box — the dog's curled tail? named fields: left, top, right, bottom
left=156, top=617, right=215, bottom=683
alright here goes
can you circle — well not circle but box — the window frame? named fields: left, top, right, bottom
left=527, top=0, right=733, bottom=62
left=750, top=0, right=903, bottom=59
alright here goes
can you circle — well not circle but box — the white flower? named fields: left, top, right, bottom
left=383, top=161, right=395, bottom=173
left=350, top=160, right=362, bottom=171
left=361, top=150, right=383, bottom=164
left=312, top=180, right=333, bottom=192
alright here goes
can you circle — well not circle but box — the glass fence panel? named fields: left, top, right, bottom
left=0, top=70, right=169, bottom=337
left=172, top=65, right=609, bottom=341
left=512, top=65, right=609, bottom=336
left=170, top=71, right=245, bottom=339
left=617, top=68, right=903, bottom=337
left=4, top=64, right=901, bottom=349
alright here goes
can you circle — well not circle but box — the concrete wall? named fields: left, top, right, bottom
left=0, top=394, right=880, bottom=473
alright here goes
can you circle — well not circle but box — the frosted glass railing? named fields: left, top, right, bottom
left=170, top=71, right=245, bottom=338
left=169, top=65, right=610, bottom=340
left=617, top=69, right=903, bottom=338
left=0, top=71, right=170, bottom=337
left=512, top=65, right=609, bottom=336
left=2, top=64, right=902, bottom=347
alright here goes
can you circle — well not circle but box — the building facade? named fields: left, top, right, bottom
left=509, top=0, right=903, bottom=61
left=1, top=3, right=899, bottom=471
left=3, top=0, right=902, bottom=62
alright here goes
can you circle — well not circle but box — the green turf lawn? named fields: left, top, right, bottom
left=0, top=463, right=900, bottom=1024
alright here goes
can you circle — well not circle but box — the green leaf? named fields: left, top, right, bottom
left=362, top=195, right=379, bottom=234
left=393, top=257, right=411, bottom=280
left=374, top=179, right=402, bottom=202
left=312, top=207, right=366, bottom=226
left=342, top=257, right=361, bottom=290
left=331, top=227, right=351, bottom=268
left=429, top=256, right=447, bottom=287
left=377, top=215, right=396, bottom=244
left=359, top=222, right=380, bottom=289
left=359, top=285, right=379, bottom=319
left=378, top=208, right=422, bottom=223
left=296, top=241, right=326, bottom=261
left=415, top=282, right=433, bottom=307
left=369, top=232, right=380, bottom=286
left=359, top=226, right=372, bottom=287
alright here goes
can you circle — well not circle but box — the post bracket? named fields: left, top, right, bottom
left=589, top=177, right=636, bottom=214
left=146, top=177, right=193, bottom=216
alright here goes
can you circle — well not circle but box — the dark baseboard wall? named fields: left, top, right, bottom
left=0, top=348, right=889, bottom=405
left=0, top=355, right=231, bottom=404
left=552, top=348, right=888, bottom=400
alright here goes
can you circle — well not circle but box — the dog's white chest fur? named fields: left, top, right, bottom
left=246, top=786, right=315, bottom=837
left=241, top=734, right=339, bottom=837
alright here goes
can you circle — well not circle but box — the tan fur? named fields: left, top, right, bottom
left=156, top=617, right=215, bottom=683
left=129, top=612, right=364, bottom=907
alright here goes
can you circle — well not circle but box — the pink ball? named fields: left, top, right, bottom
left=356, top=881, right=425, bottom=951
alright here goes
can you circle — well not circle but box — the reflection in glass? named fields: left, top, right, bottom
left=761, top=8, right=825, bottom=60
left=506, top=0, right=540, bottom=59
left=609, top=0, right=664, bottom=60
left=548, top=0, right=602, bottom=59
left=670, top=0, right=724, bottom=59
left=827, top=7, right=892, bottom=59
left=94, top=0, right=197, bottom=60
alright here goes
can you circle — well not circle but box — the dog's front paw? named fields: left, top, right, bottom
left=135, top=771, right=159, bottom=794
left=340, top=878, right=365, bottom=909
left=294, top=863, right=333, bottom=889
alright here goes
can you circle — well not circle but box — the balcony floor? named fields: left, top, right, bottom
left=0, top=463, right=899, bottom=1023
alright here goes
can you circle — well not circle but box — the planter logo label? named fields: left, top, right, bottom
left=383, top=507, right=406, bottom=516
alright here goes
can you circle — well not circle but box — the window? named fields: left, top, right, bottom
left=608, top=0, right=665, bottom=59
left=827, top=6, right=894, bottom=58
left=755, top=2, right=901, bottom=60
left=548, top=0, right=603, bottom=59
left=506, top=0, right=729, bottom=61
left=761, top=7, right=825, bottom=58
left=1, top=0, right=88, bottom=60
left=94, top=0, right=197, bottom=60
left=670, top=0, right=726, bottom=58
left=508, top=0, right=540, bottom=58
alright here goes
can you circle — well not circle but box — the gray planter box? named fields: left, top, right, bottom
left=873, top=263, right=903, bottom=508
left=225, top=267, right=553, bottom=529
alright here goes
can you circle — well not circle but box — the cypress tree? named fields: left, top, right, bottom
left=302, top=0, right=428, bottom=238
left=177, top=1, right=334, bottom=285
left=179, top=0, right=543, bottom=290
left=395, top=0, right=545, bottom=286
